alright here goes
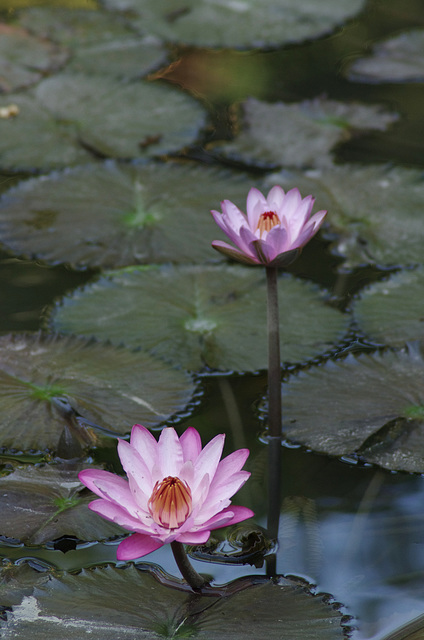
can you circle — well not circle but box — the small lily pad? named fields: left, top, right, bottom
left=278, top=343, right=424, bottom=473
left=213, top=97, right=397, bottom=170
left=348, top=30, right=424, bottom=83
left=262, top=164, right=424, bottom=267
left=0, top=332, right=195, bottom=452
left=354, top=267, right=424, bottom=347
left=0, top=464, right=123, bottom=544
left=0, top=23, right=67, bottom=93
left=51, top=264, right=348, bottom=372
left=1, top=565, right=348, bottom=639
left=102, top=0, right=366, bottom=49
left=0, top=162, right=255, bottom=268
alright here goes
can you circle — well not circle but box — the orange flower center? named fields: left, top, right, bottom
left=256, top=211, right=280, bottom=237
left=148, top=476, right=192, bottom=529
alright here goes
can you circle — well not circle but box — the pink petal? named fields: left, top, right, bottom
left=157, top=427, right=183, bottom=478
left=264, top=225, right=289, bottom=258
left=246, top=187, right=267, bottom=229
left=79, top=469, right=136, bottom=512
left=211, top=241, right=260, bottom=265
left=118, top=439, right=153, bottom=489
left=205, top=470, right=251, bottom=509
left=130, top=424, right=158, bottom=466
left=117, top=533, right=163, bottom=560
left=176, top=530, right=211, bottom=544
left=250, top=238, right=274, bottom=264
left=278, top=188, right=302, bottom=223
left=197, top=506, right=254, bottom=532
left=193, top=433, right=225, bottom=490
left=266, top=185, right=285, bottom=211
left=180, top=427, right=202, bottom=462
left=88, top=499, right=153, bottom=534
left=214, top=448, right=250, bottom=479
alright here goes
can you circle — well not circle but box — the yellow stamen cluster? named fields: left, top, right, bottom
left=148, top=476, right=192, bottom=529
left=256, top=211, right=280, bottom=237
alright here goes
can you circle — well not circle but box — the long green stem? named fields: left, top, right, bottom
left=170, top=541, right=208, bottom=591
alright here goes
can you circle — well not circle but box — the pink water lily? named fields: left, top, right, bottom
left=211, top=185, right=327, bottom=267
left=79, top=425, right=253, bottom=560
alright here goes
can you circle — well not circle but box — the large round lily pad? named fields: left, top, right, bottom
left=347, top=30, right=424, bottom=83
left=0, top=332, right=195, bottom=452
left=51, top=265, right=348, bottom=372
left=262, top=164, right=424, bottom=267
left=0, top=162, right=256, bottom=269
left=101, top=0, right=366, bottom=49
left=0, top=464, right=122, bottom=545
left=278, top=343, right=424, bottom=473
left=354, top=267, right=424, bottom=347
left=213, top=97, right=397, bottom=170
left=1, top=565, right=348, bottom=639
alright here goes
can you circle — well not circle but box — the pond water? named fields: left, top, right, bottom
left=1, top=0, right=424, bottom=638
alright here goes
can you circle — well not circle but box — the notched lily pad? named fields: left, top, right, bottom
left=0, top=162, right=255, bottom=268
left=262, top=164, right=424, bottom=267
left=213, top=97, right=397, bottom=170
left=102, top=0, right=366, bottom=49
left=347, top=30, right=424, bottom=83
left=354, top=267, right=424, bottom=347
left=1, top=564, right=348, bottom=639
left=0, top=23, right=67, bottom=93
left=0, top=464, right=123, bottom=545
left=278, top=343, right=424, bottom=472
left=51, top=264, right=348, bottom=372
left=0, top=332, right=195, bottom=452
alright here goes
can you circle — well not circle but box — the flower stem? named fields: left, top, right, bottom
left=171, top=541, right=208, bottom=591
left=265, top=266, right=282, bottom=438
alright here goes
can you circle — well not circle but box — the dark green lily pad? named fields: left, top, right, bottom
left=0, top=23, right=67, bottom=93
left=278, top=343, right=424, bottom=473
left=1, top=565, right=347, bottom=639
left=348, top=30, right=424, bottom=83
left=102, top=0, right=366, bottom=49
left=213, top=97, right=397, bottom=169
left=0, top=559, right=53, bottom=608
left=0, top=332, right=195, bottom=452
left=51, top=265, right=348, bottom=372
left=354, top=267, right=424, bottom=347
left=379, top=614, right=424, bottom=640
left=34, top=73, right=206, bottom=159
left=0, top=163, right=254, bottom=268
left=0, top=464, right=123, bottom=545
left=262, top=164, right=424, bottom=267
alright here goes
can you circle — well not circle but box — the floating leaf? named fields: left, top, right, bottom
left=0, top=559, right=52, bottom=608
left=262, top=164, right=424, bottom=267
left=347, top=30, right=424, bottom=83
left=102, top=0, right=366, bottom=49
left=0, top=24, right=66, bottom=93
left=354, top=267, right=424, bottom=347
left=1, top=565, right=347, bottom=639
left=278, top=344, right=424, bottom=473
left=0, top=333, right=195, bottom=452
left=213, top=97, right=397, bottom=170
left=379, top=614, right=424, bottom=640
left=0, top=464, right=122, bottom=544
left=51, top=265, right=348, bottom=372
left=34, top=73, right=206, bottom=159
left=0, top=163, right=255, bottom=268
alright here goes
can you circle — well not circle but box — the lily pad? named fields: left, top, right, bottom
left=0, top=559, right=53, bottom=608
left=1, top=565, right=348, bottom=639
left=354, top=267, right=424, bottom=347
left=0, top=464, right=123, bottom=544
left=262, top=164, right=424, bottom=267
left=348, top=30, right=424, bottom=83
left=278, top=343, right=424, bottom=473
left=101, top=0, right=366, bottom=49
left=0, top=163, right=255, bottom=269
left=0, top=332, right=195, bottom=452
left=379, top=614, right=424, bottom=640
left=51, top=265, right=348, bottom=372
left=0, top=24, right=67, bottom=93
left=213, top=97, right=397, bottom=170
left=34, top=73, right=206, bottom=159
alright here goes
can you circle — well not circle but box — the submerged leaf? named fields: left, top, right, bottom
left=0, top=333, right=195, bottom=452
left=279, top=343, right=424, bottom=472
left=213, top=97, right=397, bottom=169
left=51, top=265, right=348, bottom=372
left=1, top=565, right=347, bottom=639
left=0, top=162, right=255, bottom=268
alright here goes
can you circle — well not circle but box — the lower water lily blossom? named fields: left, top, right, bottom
left=79, top=425, right=253, bottom=561
left=211, top=185, right=327, bottom=267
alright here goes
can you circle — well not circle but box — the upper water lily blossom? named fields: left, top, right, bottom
left=79, top=425, right=253, bottom=561
left=211, top=185, right=327, bottom=267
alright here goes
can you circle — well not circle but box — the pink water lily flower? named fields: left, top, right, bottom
left=79, top=425, right=253, bottom=560
left=211, top=185, right=327, bottom=267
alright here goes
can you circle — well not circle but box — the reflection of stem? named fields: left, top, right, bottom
left=171, top=541, right=208, bottom=591
left=265, top=267, right=282, bottom=577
